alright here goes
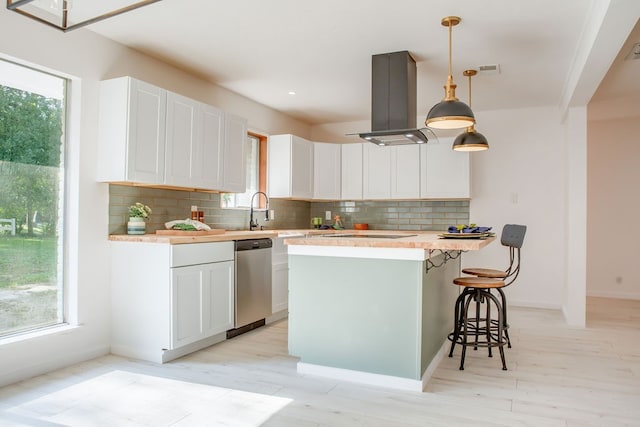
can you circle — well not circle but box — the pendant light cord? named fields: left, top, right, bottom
left=448, top=21, right=453, bottom=80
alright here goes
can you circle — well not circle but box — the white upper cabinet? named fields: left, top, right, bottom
left=420, top=137, right=470, bottom=198
left=391, top=145, right=421, bottom=199
left=268, top=134, right=314, bottom=199
left=313, top=142, right=341, bottom=200
left=221, top=113, right=247, bottom=193
left=362, top=143, right=391, bottom=199
left=199, top=104, right=225, bottom=189
left=363, top=144, right=420, bottom=199
left=164, top=91, right=199, bottom=187
left=97, top=77, right=167, bottom=184
left=341, top=143, right=363, bottom=200
left=98, top=76, right=246, bottom=192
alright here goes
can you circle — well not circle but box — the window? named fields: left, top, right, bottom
left=221, top=132, right=267, bottom=209
left=0, top=59, right=67, bottom=338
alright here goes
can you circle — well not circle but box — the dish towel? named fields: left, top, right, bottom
left=165, top=219, right=211, bottom=230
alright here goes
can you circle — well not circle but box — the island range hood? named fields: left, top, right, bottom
left=358, top=50, right=434, bottom=146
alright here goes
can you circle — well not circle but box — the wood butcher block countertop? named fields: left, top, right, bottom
left=109, top=229, right=494, bottom=250
left=283, top=230, right=495, bottom=251
left=109, top=230, right=280, bottom=244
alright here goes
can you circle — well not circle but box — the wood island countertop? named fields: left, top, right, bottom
left=284, top=230, right=495, bottom=251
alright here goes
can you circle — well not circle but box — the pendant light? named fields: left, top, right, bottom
left=453, top=69, right=489, bottom=151
left=425, top=16, right=475, bottom=130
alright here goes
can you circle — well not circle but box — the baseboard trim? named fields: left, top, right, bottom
left=297, top=362, right=424, bottom=392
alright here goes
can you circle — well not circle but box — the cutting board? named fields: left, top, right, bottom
left=156, top=229, right=226, bottom=236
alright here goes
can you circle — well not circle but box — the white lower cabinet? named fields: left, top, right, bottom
left=271, top=235, right=292, bottom=314
left=171, top=260, right=234, bottom=349
left=111, top=241, right=234, bottom=363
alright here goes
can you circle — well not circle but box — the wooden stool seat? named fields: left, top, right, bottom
left=453, top=276, right=505, bottom=289
left=461, top=267, right=507, bottom=278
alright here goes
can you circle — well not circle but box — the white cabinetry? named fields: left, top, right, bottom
left=111, top=241, right=234, bottom=363
left=420, top=137, right=470, bottom=198
left=341, top=143, right=363, bottom=200
left=268, top=134, right=314, bottom=199
left=363, top=144, right=420, bottom=199
left=222, top=113, right=248, bottom=192
left=313, top=142, right=341, bottom=200
left=164, top=93, right=225, bottom=189
left=391, top=145, right=421, bottom=199
left=98, top=76, right=246, bottom=192
left=97, top=77, right=167, bottom=183
left=362, top=143, right=391, bottom=199
left=271, top=235, right=292, bottom=314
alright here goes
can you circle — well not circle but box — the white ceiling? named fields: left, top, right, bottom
left=86, top=0, right=640, bottom=126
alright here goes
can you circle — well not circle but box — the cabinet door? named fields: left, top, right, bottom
left=341, top=143, right=363, bottom=200
left=127, top=79, right=167, bottom=183
left=313, top=142, right=341, bottom=200
left=272, top=263, right=289, bottom=314
left=362, top=143, right=391, bottom=199
left=171, top=264, right=204, bottom=349
left=267, top=135, right=292, bottom=198
left=291, top=136, right=314, bottom=199
left=420, top=138, right=470, bottom=198
left=165, top=91, right=199, bottom=187
left=391, top=145, right=420, bottom=199
left=203, top=260, right=234, bottom=337
left=199, top=104, right=225, bottom=190
left=271, top=236, right=291, bottom=314
left=171, top=261, right=234, bottom=349
left=222, top=113, right=247, bottom=192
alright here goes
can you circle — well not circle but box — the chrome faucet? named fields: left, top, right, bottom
left=249, top=191, right=270, bottom=231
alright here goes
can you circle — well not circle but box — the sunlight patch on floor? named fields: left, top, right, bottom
left=5, top=370, right=293, bottom=426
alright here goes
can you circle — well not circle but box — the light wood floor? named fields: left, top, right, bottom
left=0, top=297, right=638, bottom=426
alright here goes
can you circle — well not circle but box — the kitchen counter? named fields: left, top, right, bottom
left=109, top=229, right=495, bottom=250
left=285, top=230, right=495, bottom=392
left=108, top=229, right=322, bottom=244
left=284, top=230, right=494, bottom=252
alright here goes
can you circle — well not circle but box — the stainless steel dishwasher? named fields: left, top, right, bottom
left=227, top=238, right=272, bottom=338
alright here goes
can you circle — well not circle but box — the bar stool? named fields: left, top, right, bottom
left=448, top=224, right=527, bottom=370
left=449, top=277, right=508, bottom=370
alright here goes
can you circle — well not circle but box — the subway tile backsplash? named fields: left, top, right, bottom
left=108, top=185, right=310, bottom=234
left=310, top=200, right=469, bottom=231
left=108, top=184, right=469, bottom=234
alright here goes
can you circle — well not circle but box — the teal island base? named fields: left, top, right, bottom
left=287, top=246, right=460, bottom=392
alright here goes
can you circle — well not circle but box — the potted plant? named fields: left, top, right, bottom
left=127, top=202, right=152, bottom=235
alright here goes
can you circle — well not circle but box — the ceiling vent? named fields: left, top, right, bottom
left=625, top=43, right=640, bottom=61
left=478, top=64, right=501, bottom=75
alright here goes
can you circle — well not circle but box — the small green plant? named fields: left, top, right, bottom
left=128, top=202, right=152, bottom=219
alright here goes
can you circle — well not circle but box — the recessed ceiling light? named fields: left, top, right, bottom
left=288, top=91, right=296, bottom=95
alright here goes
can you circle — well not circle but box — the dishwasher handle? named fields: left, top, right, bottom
left=235, top=238, right=273, bottom=251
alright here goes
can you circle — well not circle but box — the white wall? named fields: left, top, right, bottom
left=0, top=8, right=310, bottom=387
left=587, top=115, right=640, bottom=300
left=462, top=107, right=568, bottom=309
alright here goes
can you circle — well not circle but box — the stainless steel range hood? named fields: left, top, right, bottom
left=358, top=51, right=434, bottom=146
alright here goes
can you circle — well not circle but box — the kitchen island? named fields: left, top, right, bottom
left=283, top=231, right=494, bottom=392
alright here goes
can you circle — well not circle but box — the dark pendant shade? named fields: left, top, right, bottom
left=425, top=99, right=475, bottom=130
left=452, top=128, right=489, bottom=151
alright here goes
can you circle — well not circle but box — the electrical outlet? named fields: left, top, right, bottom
left=325, top=210, right=332, bottom=220
left=269, top=210, right=275, bottom=220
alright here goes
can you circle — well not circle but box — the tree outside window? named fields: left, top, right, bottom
left=0, top=59, right=66, bottom=337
